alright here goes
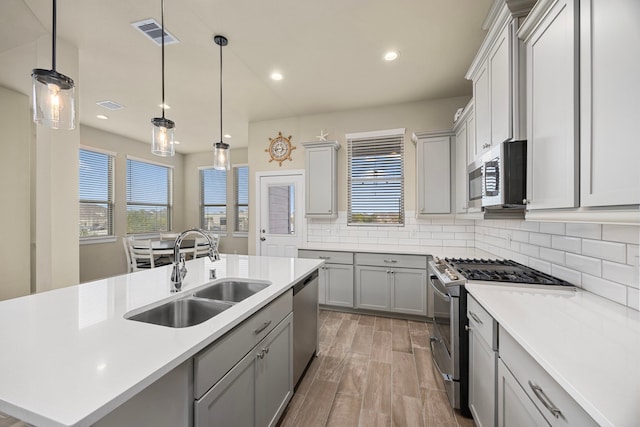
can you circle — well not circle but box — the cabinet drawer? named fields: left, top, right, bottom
left=499, top=327, right=598, bottom=427
left=467, top=294, right=497, bottom=350
left=194, top=290, right=292, bottom=399
left=355, top=252, right=427, bottom=269
left=298, top=250, right=353, bottom=265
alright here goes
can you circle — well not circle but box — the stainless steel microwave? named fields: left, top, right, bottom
left=467, top=159, right=483, bottom=209
left=481, top=140, right=526, bottom=208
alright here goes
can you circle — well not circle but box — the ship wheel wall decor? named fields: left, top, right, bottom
left=266, top=132, right=296, bottom=166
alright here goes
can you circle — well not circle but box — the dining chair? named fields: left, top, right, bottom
left=125, top=237, right=155, bottom=272
left=160, top=232, right=180, bottom=242
left=192, top=233, right=219, bottom=259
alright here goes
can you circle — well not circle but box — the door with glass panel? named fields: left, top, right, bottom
left=258, top=173, right=304, bottom=257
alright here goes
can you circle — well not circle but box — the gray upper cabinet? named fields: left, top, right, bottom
left=303, top=141, right=340, bottom=218
left=413, top=130, right=454, bottom=215
left=453, top=100, right=474, bottom=215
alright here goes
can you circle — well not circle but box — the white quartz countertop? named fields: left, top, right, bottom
left=299, top=243, right=494, bottom=259
left=0, top=254, right=322, bottom=427
left=466, top=283, right=640, bottom=427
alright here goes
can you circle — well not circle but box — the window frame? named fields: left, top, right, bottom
left=199, top=166, right=228, bottom=235
left=346, top=128, right=406, bottom=226
left=79, top=146, right=116, bottom=243
left=233, top=164, right=249, bottom=237
left=126, top=156, right=174, bottom=234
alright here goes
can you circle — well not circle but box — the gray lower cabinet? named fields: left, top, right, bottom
left=298, top=250, right=354, bottom=308
left=355, top=265, right=389, bottom=311
left=497, top=359, right=550, bottom=427
left=195, top=313, right=293, bottom=427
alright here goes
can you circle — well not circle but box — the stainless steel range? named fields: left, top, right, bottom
left=428, top=257, right=574, bottom=415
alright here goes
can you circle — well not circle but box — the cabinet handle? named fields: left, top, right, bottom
left=528, top=381, right=563, bottom=419
left=469, top=311, right=483, bottom=325
left=465, top=325, right=471, bottom=331
left=264, top=346, right=269, bottom=354
left=253, top=320, right=272, bottom=335
left=257, top=350, right=265, bottom=359
left=383, top=259, right=398, bottom=264
left=318, top=256, right=331, bottom=260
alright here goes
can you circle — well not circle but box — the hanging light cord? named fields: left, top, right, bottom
left=160, top=0, right=166, bottom=120
left=51, top=0, right=57, bottom=70
left=219, top=38, right=223, bottom=142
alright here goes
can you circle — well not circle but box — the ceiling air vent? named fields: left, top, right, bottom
left=96, top=100, right=124, bottom=110
left=131, top=18, right=179, bottom=46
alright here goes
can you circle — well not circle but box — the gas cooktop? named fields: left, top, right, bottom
left=432, top=257, right=574, bottom=288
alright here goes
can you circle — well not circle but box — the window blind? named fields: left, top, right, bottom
left=234, top=166, right=249, bottom=233
left=200, top=168, right=227, bottom=232
left=126, top=159, right=172, bottom=233
left=347, top=133, right=404, bottom=225
left=79, top=149, right=114, bottom=237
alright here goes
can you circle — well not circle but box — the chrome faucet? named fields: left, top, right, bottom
left=170, top=228, right=219, bottom=292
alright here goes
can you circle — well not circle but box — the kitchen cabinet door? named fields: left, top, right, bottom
left=256, top=314, right=293, bottom=427
left=415, top=134, right=452, bottom=215
left=580, top=0, right=640, bottom=207
left=474, top=63, right=491, bottom=157
left=468, top=323, right=497, bottom=427
left=355, top=266, right=390, bottom=311
left=325, top=264, right=354, bottom=307
left=390, top=268, right=427, bottom=316
left=522, top=0, right=578, bottom=210
left=303, top=141, right=340, bottom=218
left=455, top=120, right=469, bottom=214
left=490, top=24, right=511, bottom=147
left=497, top=359, right=550, bottom=427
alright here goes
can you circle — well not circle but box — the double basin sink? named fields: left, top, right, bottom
left=126, top=280, right=270, bottom=328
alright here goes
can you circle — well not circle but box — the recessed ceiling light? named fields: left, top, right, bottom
left=270, top=72, right=283, bottom=81
left=174, top=140, right=181, bottom=145
left=384, top=51, right=399, bottom=61
left=159, top=103, right=171, bottom=109
left=224, top=134, right=232, bottom=139
left=96, top=114, right=108, bottom=120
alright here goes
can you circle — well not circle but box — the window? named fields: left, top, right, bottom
left=79, top=148, right=114, bottom=238
left=234, top=165, right=249, bottom=233
left=126, top=158, right=173, bottom=233
left=346, top=129, right=405, bottom=225
left=200, top=167, right=227, bottom=233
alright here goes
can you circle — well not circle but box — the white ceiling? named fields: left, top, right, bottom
left=0, top=0, right=493, bottom=153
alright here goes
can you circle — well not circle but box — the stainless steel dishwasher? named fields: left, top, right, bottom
left=292, top=269, right=319, bottom=387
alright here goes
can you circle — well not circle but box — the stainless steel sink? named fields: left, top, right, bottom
left=193, top=281, right=269, bottom=303
left=127, top=297, right=233, bottom=328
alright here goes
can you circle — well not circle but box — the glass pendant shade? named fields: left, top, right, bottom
left=32, top=71, right=75, bottom=130
left=213, top=141, right=230, bottom=170
left=151, top=117, right=176, bottom=157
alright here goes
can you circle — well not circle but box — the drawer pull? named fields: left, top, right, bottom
left=464, top=325, right=471, bottom=331
left=383, top=259, right=398, bottom=263
left=318, top=256, right=331, bottom=260
left=469, top=311, right=483, bottom=325
left=528, top=381, right=562, bottom=419
left=254, top=320, right=272, bottom=335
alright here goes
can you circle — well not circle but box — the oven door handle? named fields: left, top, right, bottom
left=430, top=278, right=451, bottom=303
left=429, top=337, right=453, bottom=382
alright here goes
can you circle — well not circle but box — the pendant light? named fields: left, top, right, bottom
left=151, top=0, right=175, bottom=157
left=213, top=35, right=230, bottom=170
left=31, top=0, right=75, bottom=130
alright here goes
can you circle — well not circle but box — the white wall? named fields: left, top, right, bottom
left=183, top=148, right=249, bottom=255
left=475, top=220, right=640, bottom=310
left=0, top=86, right=31, bottom=300
left=247, top=96, right=471, bottom=254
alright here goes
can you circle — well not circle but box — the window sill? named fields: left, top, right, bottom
left=80, top=236, right=118, bottom=245
left=232, top=232, right=248, bottom=238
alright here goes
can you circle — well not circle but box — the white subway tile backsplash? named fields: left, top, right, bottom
left=432, top=232, right=455, bottom=239
left=442, top=240, right=467, bottom=247
left=442, top=225, right=467, bottom=233
left=602, top=261, right=639, bottom=288
left=519, top=243, right=539, bottom=258
left=432, top=218, right=455, bottom=225
left=512, top=230, right=529, bottom=243
left=581, top=274, right=628, bottom=305
left=455, top=232, right=475, bottom=240
left=582, top=239, right=626, bottom=263
left=551, top=265, right=582, bottom=286
left=566, top=223, right=602, bottom=240
left=454, top=219, right=475, bottom=225
left=420, top=239, right=443, bottom=246
left=539, top=247, right=565, bottom=264
left=628, top=287, right=640, bottom=311
left=565, top=253, right=602, bottom=276
left=520, top=221, right=540, bottom=232
left=551, top=235, right=581, bottom=254
left=628, top=245, right=639, bottom=266
left=602, top=225, right=640, bottom=245
left=419, top=225, right=443, bottom=232
left=529, top=233, right=552, bottom=248
left=539, top=222, right=566, bottom=235
left=529, top=258, right=552, bottom=274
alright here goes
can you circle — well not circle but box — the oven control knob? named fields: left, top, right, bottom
left=444, top=268, right=459, bottom=280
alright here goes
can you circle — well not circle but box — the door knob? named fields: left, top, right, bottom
left=260, top=237, right=266, bottom=241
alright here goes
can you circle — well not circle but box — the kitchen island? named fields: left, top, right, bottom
left=0, top=254, right=322, bottom=427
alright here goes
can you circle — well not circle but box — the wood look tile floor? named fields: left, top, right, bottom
left=279, top=310, right=476, bottom=427
left=0, top=310, right=476, bottom=427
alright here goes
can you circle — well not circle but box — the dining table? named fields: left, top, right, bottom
left=133, top=239, right=209, bottom=264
